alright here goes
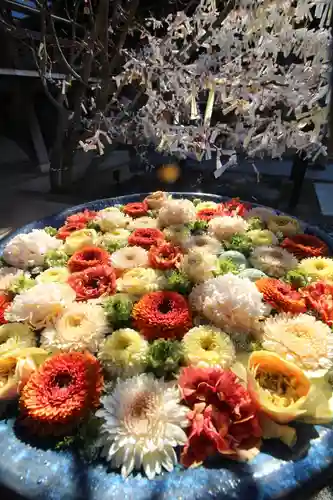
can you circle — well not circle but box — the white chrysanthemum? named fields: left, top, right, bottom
left=95, top=207, right=131, bottom=231
left=180, top=249, right=218, bottom=282
left=249, top=245, right=298, bottom=277
left=63, top=229, right=98, bottom=255
left=182, top=326, right=235, bottom=368
left=5, top=283, right=76, bottom=329
left=36, top=267, right=70, bottom=285
left=189, top=273, right=271, bottom=335
left=0, top=323, right=36, bottom=357
left=128, top=217, right=158, bottom=230
left=145, top=191, right=169, bottom=210
left=98, top=328, right=148, bottom=377
left=0, top=267, right=24, bottom=291
left=208, top=215, right=248, bottom=241
left=40, top=301, right=109, bottom=352
left=96, top=373, right=188, bottom=479
left=163, top=225, right=191, bottom=246
left=116, top=268, right=167, bottom=295
left=158, top=199, right=196, bottom=227
left=183, top=234, right=222, bottom=255
left=97, top=228, right=131, bottom=248
left=3, top=230, right=62, bottom=269
left=245, top=207, right=276, bottom=222
left=261, top=313, right=333, bottom=378
left=111, top=246, right=149, bottom=272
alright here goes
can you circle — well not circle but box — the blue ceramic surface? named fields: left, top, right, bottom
left=0, top=193, right=333, bottom=500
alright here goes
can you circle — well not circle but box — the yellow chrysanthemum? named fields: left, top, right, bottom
left=182, top=326, right=235, bottom=368
left=267, top=215, right=301, bottom=237
left=36, top=267, right=70, bottom=285
left=195, top=201, right=218, bottom=212
left=95, top=207, right=131, bottom=231
left=98, top=328, right=148, bottom=377
left=63, top=229, right=98, bottom=255
left=260, top=313, right=333, bottom=377
left=0, top=323, right=36, bottom=358
left=97, top=228, right=131, bottom=248
left=180, top=249, right=218, bottom=282
left=297, top=257, right=333, bottom=282
left=116, top=267, right=167, bottom=296
left=247, top=230, right=278, bottom=247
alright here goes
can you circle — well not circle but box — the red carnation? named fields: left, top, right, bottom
left=0, top=294, right=11, bottom=324
left=281, top=234, right=329, bottom=259
left=218, top=198, right=250, bottom=217
left=65, top=210, right=97, bottom=225
left=68, top=246, right=110, bottom=272
left=128, top=228, right=164, bottom=249
left=196, top=207, right=223, bottom=222
left=148, top=242, right=182, bottom=270
left=57, top=222, right=86, bottom=240
left=123, top=201, right=148, bottom=218
left=301, top=280, right=333, bottom=326
left=68, top=264, right=116, bottom=301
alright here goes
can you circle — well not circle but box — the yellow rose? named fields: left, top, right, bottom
left=63, top=229, right=98, bottom=255
left=36, top=267, right=70, bottom=284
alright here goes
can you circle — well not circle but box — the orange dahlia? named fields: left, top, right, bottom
left=123, top=201, right=148, bottom=218
left=68, top=246, right=110, bottom=272
left=68, top=264, right=116, bottom=301
left=301, top=281, right=333, bottom=326
left=65, top=209, right=97, bottom=225
left=56, top=222, right=86, bottom=240
left=128, top=228, right=164, bottom=249
left=19, top=351, right=103, bottom=436
left=132, top=291, right=192, bottom=340
left=281, top=234, right=329, bottom=259
left=148, top=242, right=182, bottom=270
left=256, top=277, right=306, bottom=313
left=196, top=208, right=222, bottom=222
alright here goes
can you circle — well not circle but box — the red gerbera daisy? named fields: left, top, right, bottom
left=19, top=351, right=103, bottom=436
left=68, top=264, right=116, bottom=301
left=65, top=209, right=97, bottom=225
left=148, top=242, right=182, bottom=270
left=68, top=246, right=110, bottom=273
left=196, top=207, right=223, bottom=222
left=256, top=277, right=306, bottom=313
left=132, top=291, right=192, bottom=340
left=56, top=222, right=86, bottom=240
left=123, top=201, right=148, bottom=218
left=281, top=234, right=329, bottom=259
left=128, top=228, right=165, bottom=249
left=218, top=198, right=250, bottom=217
left=0, top=294, right=11, bottom=324
left=301, top=280, right=333, bottom=326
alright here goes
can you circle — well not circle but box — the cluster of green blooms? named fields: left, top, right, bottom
left=103, top=293, right=133, bottom=329
left=215, top=258, right=238, bottom=276
left=44, top=226, right=58, bottom=237
left=192, top=198, right=202, bottom=207
left=146, top=339, right=185, bottom=379
left=187, top=219, right=208, bottom=234
left=246, top=217, right=264, bottom=231
left=8, top=274, right=35, bottom=294
left=284, top=269, right=309, bottom=289
left=165, top=270, right=192, bottom=295
left=86, top=221, right=101, bottom=232
left=55, top=415, right=102, bottom=461
left=44, top=249, right=69, bottom=268
left=224, top=234, right=253, bottom=256
left=103, top=241, right=127, bottom=253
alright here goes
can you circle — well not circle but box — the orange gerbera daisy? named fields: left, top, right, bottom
left=20, top=352, right=103, bottom=436
left=301, top=280, right=333, bottom=326
left=132, top=291, right=192, bottom=340
left=281, top=234, right=329, bottom=259
left=256, top=277, right=306, bottom=314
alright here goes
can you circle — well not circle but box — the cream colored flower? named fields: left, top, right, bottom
left=95, top=207, right=131, bottom=231
left=96, top=373, right=188, bottom=478
left=163, top=225, right=191, bottom=246
left=208, top=215, right=248, bottom=241
left=111, top=246, right=149, bottom=273
left=0, top=323, right=36, bottom=358
left=297, top=257, right=333, bottom=282
left=5, top=283, right=76, bottom=329
left=182, top=326, right=235, bottom=368
left=195, top=201, right=218, bottom=212
left=128, top=217, right=158, bottom=230
left=183, top=234, right=222, bottom=255
left=98, top=328, right=148, bottom=377
left=116, top=268, right=167, bottom=295
left=63, top=229, right=98, bottom=255
left=3, top=230, right=62, bottom=269
left=249, top=245, right=298, bottom=277
left=247, top=229, right=278, bottom=247
left=245, top=207, right=276, bottom=223
left=158, top=199, right=196, bottom=227
left=0, top=267, right=24, bottom=292
left=97, top=228, right=131, bottom=249
left=267, top=215, right=301, bottom=237
left=144, top=191, right=169, bottom=210
left=36, top=267, right=70, bottom=285
left=261, top=313, right=333, bottom=378
left=180, top=249, right=218, bottom=282
left=40, top=301, right=109, bottom=353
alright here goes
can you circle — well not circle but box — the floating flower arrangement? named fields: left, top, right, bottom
left=1, top=194, right=333, bottom=480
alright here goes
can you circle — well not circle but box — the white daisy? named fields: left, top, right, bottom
left=96, top=373, right=189, bottom=479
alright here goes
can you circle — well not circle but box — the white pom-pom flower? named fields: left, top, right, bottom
left=183, top=234, right=222, bottom=255
left=249, top=245, right=298, bottom=277
left=111, top=246, right=149, bottom=273
left=180, top=249, right=218, bottom=282
left=158, top=199, right=196, bottom=227
left=208, top=216, right=248, bottom=241
left=95, top=207, right=131, bottom=231
left=3, top=230, right=62, bottom=269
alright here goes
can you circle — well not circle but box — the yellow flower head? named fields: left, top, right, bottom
left=267, top=215, right=301, bottom=237
left=247, top=229, right=278, bottom=247
left=36, top=267, right=70, bottom=285
left=116, top=267, right=167, bottom=296
left=297, top=257, right=333, bottom=282
left=182, top=325, right=235, bottom=368
left=98, top=228, right=131, bottom=248
left=195, top=201, right=218, bottom=212
left=98, top=328, right=148, bottom=377
left=0, top=323, right=36, bottom=358
left=63, top=229, right=98, bottom=255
